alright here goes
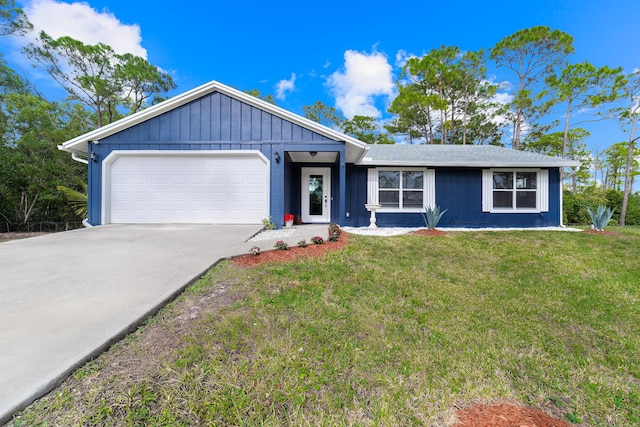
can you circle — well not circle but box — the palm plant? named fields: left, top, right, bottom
left=57, top=179, right=88, bottom=218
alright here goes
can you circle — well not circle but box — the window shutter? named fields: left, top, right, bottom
left=482, top=169, right=492, bottom=212
left=367, top=168, right=378, bottom=205
left=425, top=169, right=436, bottom=209
left=539, top=169, right=549, bottom=212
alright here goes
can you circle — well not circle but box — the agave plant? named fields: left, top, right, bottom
left=421, top=205, right=448, bottom=230
left=586, top=205, right=614, bottom=231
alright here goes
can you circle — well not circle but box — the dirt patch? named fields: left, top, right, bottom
left=232, top=232, right=349, bottom=267
left=0, top=232, right=53, bottom=242
left=453, top=402, right=572, bottom=427
left=582, top=229, right=623, bottom=236
left=411, top=229, right=448, bottom=236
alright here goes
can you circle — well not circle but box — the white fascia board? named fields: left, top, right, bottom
left=60, top=80, right=367, bottom=157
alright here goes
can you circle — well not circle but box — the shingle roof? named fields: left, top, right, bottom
left=357, top=144, right=581, bottom=168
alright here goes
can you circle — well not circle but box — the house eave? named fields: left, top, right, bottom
left=357, top=159, right=582, bottom=168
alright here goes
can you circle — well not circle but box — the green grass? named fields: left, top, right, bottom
left=14, top=228, right=640, bottom=426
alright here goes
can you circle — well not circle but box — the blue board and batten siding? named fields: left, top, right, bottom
left=87, top=92, right=345, bottom=225
left=344, top=166, right=562, bottom=228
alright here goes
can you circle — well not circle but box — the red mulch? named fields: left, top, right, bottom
left=411, top=229, right=448, bottom=236
left=582, top=229, right=622, bottom=236
left=232, top=232, right=349, bottom=267
left=453, top=403, right=572, bottom=427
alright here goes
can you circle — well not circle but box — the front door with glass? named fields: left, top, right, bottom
left=301, top=167, right=331, bottom=223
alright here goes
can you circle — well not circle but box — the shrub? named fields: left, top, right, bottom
left=262, top=217, right=276, bottom=230
left=274, top=240, right=288, bottom=250
left=311, top=236, right=324, bottom=245
left=563, top=189, right=608, bottom=225
left=297, top=239, right=307, bottom=248
left=328, top=223, right=340, bottom=241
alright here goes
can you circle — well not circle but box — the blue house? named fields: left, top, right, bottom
left=60, top=80, right=580, bottom=228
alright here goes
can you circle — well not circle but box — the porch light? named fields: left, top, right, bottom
left=90, top=152, right=97, bottom=162
left=310, top=151, right=317, bottom=157
left=274, top=151, right=281, bottom=164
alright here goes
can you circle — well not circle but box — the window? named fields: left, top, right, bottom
left=367, top=168, right=435, bottom=212
left=482, top=169, right=548, bottom=213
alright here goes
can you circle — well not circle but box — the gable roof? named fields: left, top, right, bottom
left=357, top=144, right=581, bottom=168
left=59, top=80, right=368, bottom=162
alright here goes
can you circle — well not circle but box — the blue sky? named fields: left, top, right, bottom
left=3, top=0, right=639, bottom=160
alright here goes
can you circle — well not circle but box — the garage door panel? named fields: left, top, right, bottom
left=107, top=152, right=269, bottom=224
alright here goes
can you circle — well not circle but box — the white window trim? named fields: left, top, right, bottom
left=367, top=167, right=435, bottom=213
left=482, top=168, right=548, bottom=213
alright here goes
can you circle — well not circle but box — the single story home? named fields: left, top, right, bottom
left=59, top=80, right=580, bottom=228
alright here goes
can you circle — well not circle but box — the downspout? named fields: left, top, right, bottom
left=58, top=145, right=91, bottom=225
left=72, top=153, right=89, bottom=165
left=559, top=174, right=564, bottom=227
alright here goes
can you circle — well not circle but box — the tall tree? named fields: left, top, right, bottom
left=116, top=53, right=176, bottom=113
left=616, top=71, right=640, bottom=226
left=24, top=32, right=175, bottom=128
left=245, top=88, right=276, bottom=105
left=302, top=100, right=344, bottom=128
left=490, top=26, right=574, bottom=150
left=342, top=115, right=394, bottom=144
left=389, top=46, right=503, bottom=144
left=0, top=0, right=31, bottom=36
left=544, top=61, right=624, bottom=160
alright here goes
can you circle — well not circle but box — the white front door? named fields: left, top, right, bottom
left=301, top=167, right=331, bottom=223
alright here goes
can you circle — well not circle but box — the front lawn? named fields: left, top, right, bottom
left=14, top=228, right=640, bottom=426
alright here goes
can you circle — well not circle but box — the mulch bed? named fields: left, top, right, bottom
left=231, top=232, right=349, bottom=267
left=411, top=228, right=448, bottom=236
left=453, top=403, right=572, bottom=427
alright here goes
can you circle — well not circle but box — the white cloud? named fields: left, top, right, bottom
left=327, top=49, right=394, bottom=119
left=395, top=49, right=414, bottom=67
left=23, top=0, right=146, bottom=57
left=275, top=73, right=296, bottom=100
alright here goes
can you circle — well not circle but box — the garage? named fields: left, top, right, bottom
left=102, top=151, right=270, bottom=224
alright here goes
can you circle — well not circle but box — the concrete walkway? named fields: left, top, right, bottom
left=0, top=224, right=276, bottom=424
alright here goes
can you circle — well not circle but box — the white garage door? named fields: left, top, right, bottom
left=103, top=151, right=270, bottom=224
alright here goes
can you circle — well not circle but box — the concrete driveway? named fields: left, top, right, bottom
left=0, top=224, right=262, bottom=424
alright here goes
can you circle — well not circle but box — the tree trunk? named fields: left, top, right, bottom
left=620, top=121, right=637, bottom=226
left=512, top=108, right=522, bottom=150
left=20, top=191, right=40, bottom=225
